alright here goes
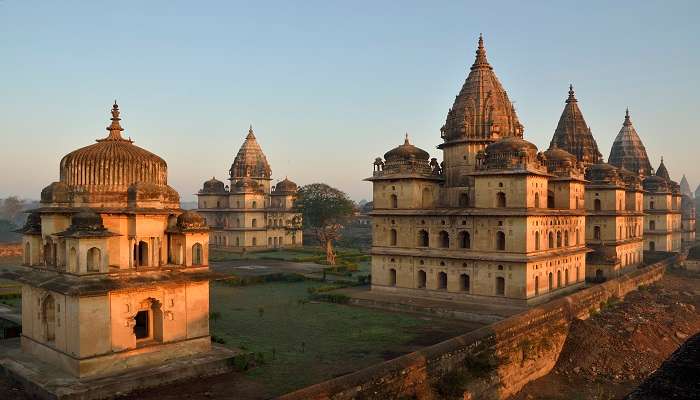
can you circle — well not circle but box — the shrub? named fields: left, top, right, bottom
left=463, top=351, right=498, bottom=378
left=433, top=370, right=469, bottom=399
left=309, top=293, right=350, bottom=304
left=211, top=335, right=226, bottom=344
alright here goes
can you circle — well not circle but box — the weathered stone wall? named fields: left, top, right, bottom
left=0, top=243, right=22, bottom=257
left=278, top=255, right=680, bottom=400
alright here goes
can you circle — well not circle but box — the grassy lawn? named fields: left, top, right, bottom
left=210, top=280, right=472, bottom=396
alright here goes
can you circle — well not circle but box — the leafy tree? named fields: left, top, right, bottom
left=1, top=197, right=25, bottom=225
left=295, top=183, right=354, bottom=265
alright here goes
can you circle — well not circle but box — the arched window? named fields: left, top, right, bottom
left=547, top=191, right=555, bottom=208
left=496, top=231, right=506, bottom=251
left=417, top=270, right=426, bottom=288
left=594, top=226, right=601, bottom=240
left=534, top=276, right=539, bottom=295
left=418, top=230, right=429, bottom=247
left=138, top=240, right=149, bottom=267
left=24, top=242, right=30, bottom=265
left=594, top=198, right=601, bottom=211
left=460, top=274, right=470, bottom=291
left=252, top=219, right=257, bottom=228
left=576, top=229, right=580, bottom=245
left=534, top=192, right=540, bottom=208
left=390, top=194, right=398, bottom=209
left=496, top=277, right=505, bottom=296
left=556, top=231, right=562, bottom=248
left=86, top=247, right=101, bottom=272
left=557, top=270, right=562, bottom=288
left=649, top=220, right=656, bottom=231
left=217, top=201, right=221, bottom=208
left=535, top=231, right=540, bottom=250
left=252, top=237, right=257, bottom=246
left=390, top=229, right=397, bottom=246
left=192, top=243, right=203, bottom=266
left=496, top=192, right=506, bottom=208
left=548, top=272, right=553, bottom=291
left=548, top=232, right=555, bottom=248
left=459, top=231, right=471, bottom=249
left=564, top=231, right=569, bottom=246
left=565, top=269, right=569, bottom=285
left=438, top=272, right=447, bottom=290
left=438, top=231, right=449, bottom=248
left=389, top=268, right=397, bottom=286
left=252, top=201, right=257, bottom=209
left=649, top=241, right=656, bottom=251
left=650, top=201, right=655, bottom=210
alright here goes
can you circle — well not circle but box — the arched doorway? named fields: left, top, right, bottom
left=649, top=241, right=656, bottom=251
left=534, top=276, right=539, bottom=295
left=87, top=247, right=101, bottom=272
left=438, top=271, right=447, bottom=290
left=496, top=192, right=506, bottom=208
left=417, top=270, right=426, bottom=288
left=496, top=231, right=506, bottom=250
left=460, top=274, right=470, bottom=292
left=24, top=242, right=30, bottom=265
left=43, top=295, right=56, bottom=342
left=496, top=277, right=505, bottom=296
left=389, top=268, right=397, bottom=286
left=548, top=272, right=553, bottom=291
left=138, top=241, right=149, bottom=267
left=595, top=269, right=604, bottom=282
left=192, top=243, right=203, bottom=266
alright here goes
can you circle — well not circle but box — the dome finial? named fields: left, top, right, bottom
left=471, top=33, right=491, bottom=70
left=623, top=108, right=632, bottom=126
left=247, top=124, right=256, bottom=139
left=566, top=84, right=577, bottom=103
left=404, top=132, right=410, bottom=145
left=100, top=100, right=129, bottom=142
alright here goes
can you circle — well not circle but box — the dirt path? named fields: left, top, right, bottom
left=512, top=269, right=700, bottom=400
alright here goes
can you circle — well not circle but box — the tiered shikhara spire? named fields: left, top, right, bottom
left=548, top=85, right=602, bottom=165
left=608, top=109, right=652, bottom=176
left=439, top=34, right=524, bottom=144
left=229, top=125, right=272, bottom=180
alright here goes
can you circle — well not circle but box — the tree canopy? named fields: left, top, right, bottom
left=295, top=183, right=355, bottom=229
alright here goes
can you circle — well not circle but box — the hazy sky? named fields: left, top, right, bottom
left=1, top=1, right=698, bottom=202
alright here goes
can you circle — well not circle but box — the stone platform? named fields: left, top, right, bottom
left=0, top=338, right=239, bottom=400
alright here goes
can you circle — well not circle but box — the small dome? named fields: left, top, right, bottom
left=585, top=162, right=619, bottom=182
left=70, top=209, right=106, bottom=231
left=202, top=177, right=226, bottom=193
left=274, top=178, right=298, bottom=193
left=643, top=174, right=670, bottom=192
left=177, top=210, right=207, bottom=230
left=486, top=137, right=538, bottom=155
left=384, top=136, right=430, bottom=161
left=544, top=146, right=576, bottom=163
left=17, top=212, right=42, bottom=235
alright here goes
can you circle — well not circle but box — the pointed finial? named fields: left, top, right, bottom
left=623, top=108, right=632, bottom=126
left=404, top=132, right=410, bottom=145
left=246, top=124, right=256, bottom=139
left=100, top=100, right=128, bottom=142
left=566, top=84, right=577, bottom=103
left=471, top=33, right=491, bottom=70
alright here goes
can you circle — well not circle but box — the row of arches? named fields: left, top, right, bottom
left=389, top=269, right=473, bottom=292
left=533, top=268, right=577, bottom=295
left=534, top=230, right=580, bottom=250
left=409, top=230, right=475, bottom=249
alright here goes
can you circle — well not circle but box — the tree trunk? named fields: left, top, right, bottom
left=325, top=239, right=336, bottom=265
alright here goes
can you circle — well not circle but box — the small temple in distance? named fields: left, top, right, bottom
left=197, top=125, right=302, bottom=251
left=1, top=102, right=234, bottom=397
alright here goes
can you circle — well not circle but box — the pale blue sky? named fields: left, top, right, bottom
left=1, top=1, right=698, bottom=201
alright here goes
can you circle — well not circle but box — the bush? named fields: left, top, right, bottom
left=433, top=370, right=469, bottom=399
left=463, top=351, right=498, bottom=378
left=211, top=335, right=226, bottom=344
left=309, top=293, right=350, bottom=304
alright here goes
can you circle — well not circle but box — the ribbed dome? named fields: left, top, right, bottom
left=59, top=103, right=168, bottom=190
left=440, top=35, right=524, bottom=143
left=643, top=174, right=670, bottom=192
left=384, top=135, right=430, bottom=161
left=655, top=157, right=671, bottom=181
left=274, top=177, right=298, bottom=193
left=585, top=162, right=619, bottom=183
left=544, top=146, right=576, bottom=162
left=486, top=137, right=538, bottom=155
left=201, top=177, right=226, bottom=193
left=177, top=210, right=207, bottom=231
left=229, top=126, right=271, bottom=180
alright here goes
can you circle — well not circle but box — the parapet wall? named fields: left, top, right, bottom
left=278, top=255, right=680, bottom=400
left=0, top=243, right=22, bottom=258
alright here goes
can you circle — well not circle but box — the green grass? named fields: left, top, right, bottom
left=210, top=280, right=469, bottom=396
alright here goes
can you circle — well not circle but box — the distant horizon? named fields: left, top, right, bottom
left=2, top=1, right=698, bottom=202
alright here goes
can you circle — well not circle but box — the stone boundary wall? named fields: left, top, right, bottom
left=0, top=243, right=22, bottom=258
left=278, top=255, right=681, bottom=400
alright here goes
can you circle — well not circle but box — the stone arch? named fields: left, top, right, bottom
left=565, top=269, right=569, bottom=285
left=417, top=230, right=429, bottom=247
left=548, top=231, right=555, bottom=248
left=534, top=275, right=539, bottom=295
left=649, top=220, right=656, bottom=230
left=534, top=192, right=540, bottom=208
left=390, top=229, right=397, bottom=246
left=649, top=241, right=656, bottom=251
left=460, top=274, right=470, bottom=292
left=69, top=246, right=78, bottom=271
left=556, top=231, right=562, bottom=248
left=417, top=270, right=426, bottom=288
left=496, top=192, right=506, bottom=208
left=557, top=270, right=562, bottom=288
left=496, top=231, right=506, bottom=251
left=438, top=271, right=447, bottom=290
left=138, top=240, right=149, bottom=267
left=86, top=247, right=101, bottom=272
left=459, top=231, right=471, bottom=249
left=192, top=243, right=203, bottom=266
left=564, top=231, right=569, bottom=246
left=389, top=268, right=397, bottom=286
left=594, top=198, right=601, bottom=211
left=390, top=194, right=398, bottom=209
left=535, top=231, right=541, bottom=250
left=548, top=272, right=553, bottom=291
left=496, top=277, right=505, bottom=296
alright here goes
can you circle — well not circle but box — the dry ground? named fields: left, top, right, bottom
left=512, top=268, right=700, bottom=400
